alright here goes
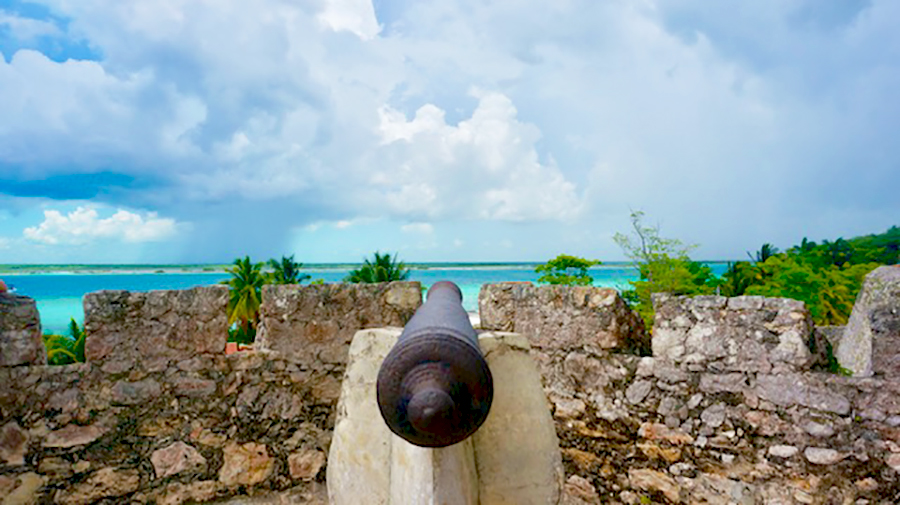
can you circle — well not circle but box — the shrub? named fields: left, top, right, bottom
left=535, top=254, right=600, bottom=285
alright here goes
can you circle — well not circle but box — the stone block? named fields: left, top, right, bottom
left=84, top=286, right=228, bottom=365
left=219, top=442, right=274, bottom=487
left=43, top=424, right=107, bottom=449
left=151, top=442, right=207, bottom=479
left=837, top=266, right=900, bottom=377
left=55, top=467, right=141, bottom=505
left=478, top=283, right=648, bottom=354
left=652, top=293, right=817, bottom=373
left=474, top=332, right=565, bottom=504
left=754, top=373, right=850, bottom=415
left=0, top=421, right=28, bottom=465
left=256, top=282, right=421, bottom=365
left=2, top=472, right=44, bottom=505
left=288, top=450, right=326, bottom=481
left=326, top=328, right=396, bottom=504
left=0, top=293, right=45, bottom=367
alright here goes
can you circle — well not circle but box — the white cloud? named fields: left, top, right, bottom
left=23, top=207, right=179, bottom=245
left=317, top=0, right=381, bottom=40
left=0, top=11, right=61, bottom=41
left=401, top=223, right=434, bottom=234
left=0, top=0, right=898, bottom=261
left=0, top=237, right=11, bottom=249
left=371, top=91, right=583, bottom=222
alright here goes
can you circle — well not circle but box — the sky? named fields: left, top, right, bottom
left=0, top=0, right=897, bottom=264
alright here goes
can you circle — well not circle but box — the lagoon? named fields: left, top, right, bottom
left=3, top=263, right=728, bottom=335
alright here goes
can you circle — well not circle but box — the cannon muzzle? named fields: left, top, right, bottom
left=376, top=281, right=493, bottom=447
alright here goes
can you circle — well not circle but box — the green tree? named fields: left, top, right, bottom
left=614, top=211, right=713, bottom=327
left=718, top=261, right=756, bottom=297
left=535, top=254, right=600, bottom=285
left=345, top=252, right=410, bottom=283
left=748, top=243, right=779, bottom=263
left=43, top=318, right=85, bottom=365
left=222, top=256, right=265, bottom=341
left=267, top=255, right=311, bottom=285
left=744, top=253, right=877, bottom=325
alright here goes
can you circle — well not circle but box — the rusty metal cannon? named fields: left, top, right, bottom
left=376, top=281, right=494, bottom=447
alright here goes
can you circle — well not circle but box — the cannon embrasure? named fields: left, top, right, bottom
left=376, top=281, right=493, bottom=447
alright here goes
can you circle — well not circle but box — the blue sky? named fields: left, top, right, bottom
left=0, top=0, right=897, bottom=263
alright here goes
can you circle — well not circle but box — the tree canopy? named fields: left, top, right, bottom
left=535, top=254, right=600, bottom=285
left=345, top=252, right=411, bottom=283
left=267, top=255, right=311, bottom=285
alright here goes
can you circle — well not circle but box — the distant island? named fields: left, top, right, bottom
left=0, top=261, right=695, bottom=276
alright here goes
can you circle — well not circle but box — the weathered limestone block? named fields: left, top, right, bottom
left=55, top=467, right=141, bottom=505
left=326, top=328, right=395, bottom=503
left=151, top=441, right=207, bottom=479
left=652, top=294, right=817, bottom=373
left=257, top=282, right=421, bottom=364
left=219, top=442, right=275, bottom=488
left=754, top=373, right=851, bottom=415
left=473, top=332, right=565, bottom=503
left=84, top=286, right=228, bottom=366
left=837, top=265, right=900, bottom=377
left=288, top=450, right=326, bottom=481
left=328, top=328, right=563, bottom=504
left=0, top=421, right=28, bottom=466
left=1, top=472, right=44, bottom=505
left=389, top=438, right=478, bottom=505
left=478, top=283, right=648, bottom=354
left=42, top=424, right=107, bottom=449
left=0, top=293, right=45, bottom=367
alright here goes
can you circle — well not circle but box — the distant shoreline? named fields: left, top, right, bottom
left=0, top=261, right=731, bottom=276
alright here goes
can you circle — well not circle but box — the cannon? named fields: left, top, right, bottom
left=376, top=281, right=494, bottom=447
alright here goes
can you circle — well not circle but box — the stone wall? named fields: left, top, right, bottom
left=84, top=287, right=230, bottom=371
left=0, top=293, right=45, bottom=367
left=256, top=282, right=421, bottom=364
left=0, top=282, right=421, bottom=504
left=477, top=283, right=900, bottom=504
left=0, top=351, right=331, bottom=505
left=4, top=278, right=900, bottom=504
left=838, top=265, right=900, bottom=377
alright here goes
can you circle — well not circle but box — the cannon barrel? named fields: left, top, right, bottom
left=376, top=281, right=493, bottom=447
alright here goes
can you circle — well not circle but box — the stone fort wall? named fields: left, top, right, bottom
left=0, top=283, right=420, bottom=505
left=1, top=267, right=899, bottom=504
left=480, top=279, right=900, bottom=504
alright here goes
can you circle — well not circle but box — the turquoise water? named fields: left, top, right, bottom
left=4, top=264, right=727, bottom=335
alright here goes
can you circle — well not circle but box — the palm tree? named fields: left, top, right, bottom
left=748, top=243, right=779, bottom=264
left=823, top=238, right=854, bottom=267
left=720, top=261, right=756, bottom=297
left=799, top=237, right=817, bottom=253
left=345, top=252, right=411, bottom=283
left=222, top=256, right=265, bottom=333
left=44, top=318, right=85, bottom=365
left=267, top=255, right=311, bottom=285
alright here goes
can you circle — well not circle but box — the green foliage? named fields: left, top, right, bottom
left=744, top=253, right=876, bottom=325
left=227, top=325, right=256, bottom=345
left=725, top=227, right=900, bottom=326
left=345, top=252, right=410, bottom=283
left=43, top=318, right=85, bottom=366
left=748, top=243, right=779, bottom=263
left=614, top=211, right=713, bottom=327
left=267, top=255, right=311, bottom=285
left=718, top=261, right=757, bottom=297
left=535, top=254, right=599, bottom=285
left=221, top=256, right=265, bottom=337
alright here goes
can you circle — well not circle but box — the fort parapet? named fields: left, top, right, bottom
left=1, top=269, right=899, bottom=504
